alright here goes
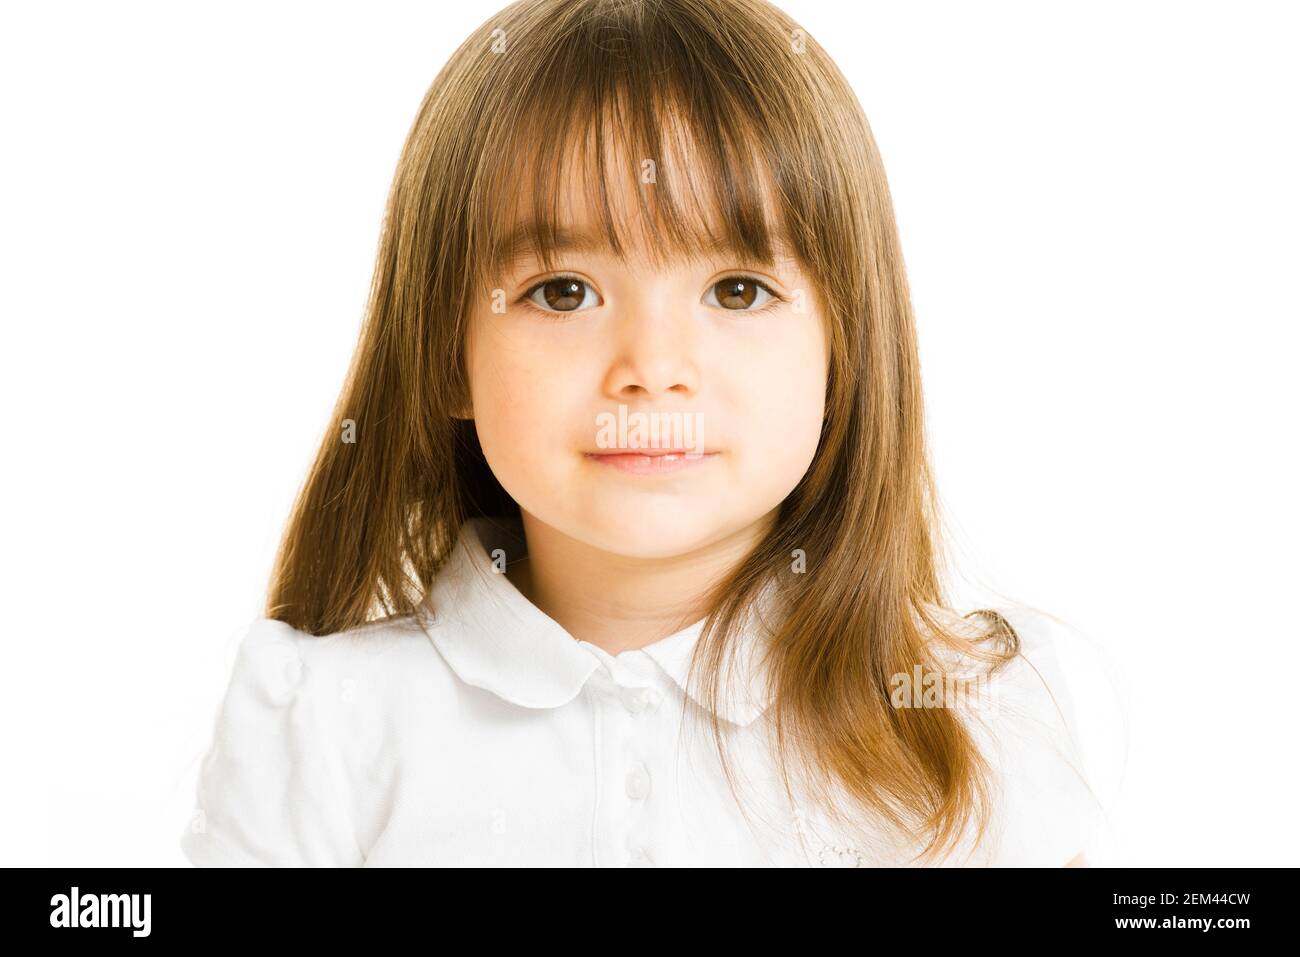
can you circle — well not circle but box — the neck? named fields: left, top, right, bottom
left=506, top=510, right=775, bottom=655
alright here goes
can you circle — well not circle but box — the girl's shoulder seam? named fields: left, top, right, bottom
left=235, top=613, right=442, bottom=675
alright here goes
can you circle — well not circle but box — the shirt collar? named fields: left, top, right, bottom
left=418, top=516, right=778, bottom=727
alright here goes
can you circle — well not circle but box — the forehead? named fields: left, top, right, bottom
left=482, top=111, right=795, bottom=274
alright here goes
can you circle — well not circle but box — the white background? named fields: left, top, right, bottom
left=1, top=0, right=1295, bottom=866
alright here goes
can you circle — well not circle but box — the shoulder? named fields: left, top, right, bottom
left=224, top=612, right=462, bottom=728
left=955, top=604, right=1108, bottom=866
left=199, top=612, right=466, bottom=778
left=180, top=612, right=457, bottom=866
left=972, top=605, right=1089, bottom=743
left=914, top=601, right=1085, bottom=719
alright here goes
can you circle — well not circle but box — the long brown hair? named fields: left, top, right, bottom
left=266, top=0, right=1030, bottom=863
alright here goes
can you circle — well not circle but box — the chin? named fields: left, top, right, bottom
left=569, top=502, right=732, bottom=560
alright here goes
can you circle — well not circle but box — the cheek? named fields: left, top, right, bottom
left=468, top=319, right=580, bottom=484
left=727, top=317, right=827, bottom=471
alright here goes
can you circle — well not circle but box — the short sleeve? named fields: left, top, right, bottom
left=960, top=607, right=1107, bottom=867
left=180, top=619, right=363, bottom=867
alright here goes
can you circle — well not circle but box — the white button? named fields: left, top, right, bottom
left=619, top=686, right=653, bottom=713
left=625, top=763, right=651, bottom=799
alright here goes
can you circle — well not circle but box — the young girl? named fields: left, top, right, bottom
left=181, top=0, right=1106, bottom=867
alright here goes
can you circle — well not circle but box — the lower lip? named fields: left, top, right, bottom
left=584, top=451, right=720, bottom=476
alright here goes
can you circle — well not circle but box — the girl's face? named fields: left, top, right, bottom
left=464, top=160, right=829, bottom=560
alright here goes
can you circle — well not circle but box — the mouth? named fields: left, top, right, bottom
left=583, top=449, right=721, bottom=476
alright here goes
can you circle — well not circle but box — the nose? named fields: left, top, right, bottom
left=602, top=292, right=700, bottom=400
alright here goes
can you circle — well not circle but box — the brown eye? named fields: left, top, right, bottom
left=523, top=277, right=598, bottom=313
left=705, top=276, right=778, bottom=311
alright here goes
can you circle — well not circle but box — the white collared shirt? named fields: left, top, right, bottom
left=180, top=516, right=1104, bottom=867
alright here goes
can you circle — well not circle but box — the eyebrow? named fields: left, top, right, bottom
left=491, top=221, right=782, bottom=268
